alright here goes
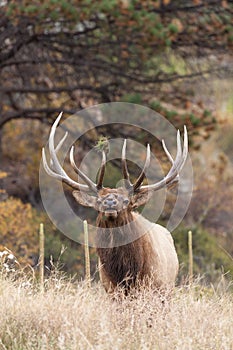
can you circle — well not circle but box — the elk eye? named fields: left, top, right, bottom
left=123, top=199, right=129, bottom=205
left=96, top=198, right=102, bottom=204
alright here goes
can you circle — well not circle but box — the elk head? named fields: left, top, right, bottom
left=42, top=112, right=188, bottom=221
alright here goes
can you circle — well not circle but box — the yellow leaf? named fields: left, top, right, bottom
left=0, top=171, right=7, bottom=179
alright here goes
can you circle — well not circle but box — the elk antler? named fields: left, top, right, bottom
left=121, top=139, right=133, bottom=189
left=122, top=140, right=151, bottom=192
left=96, top=151, right=107, bottom=190
left=42, top=112, right=100, bottom=193
left=122, top=126, right=188, bottom=192
left=43, top=113, right=188, bottom=194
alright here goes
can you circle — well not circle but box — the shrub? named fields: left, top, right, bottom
left=174, top=226, right=233, bottom=284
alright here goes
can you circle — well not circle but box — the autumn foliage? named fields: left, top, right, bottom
left=0, top=197, right=40, bottom=266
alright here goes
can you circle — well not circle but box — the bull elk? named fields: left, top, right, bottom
left=42, top=112, right=188, bottom=293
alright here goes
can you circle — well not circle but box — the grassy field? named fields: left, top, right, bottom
left=0, top=272, right=232, bottom=350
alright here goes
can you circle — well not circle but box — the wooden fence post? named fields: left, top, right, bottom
left=39, top=223, right=45, bottom=292
left=84, top=220, right=91, bottom=288
left=188, top=230, right=193, bottom=284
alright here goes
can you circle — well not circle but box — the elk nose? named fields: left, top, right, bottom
left=104, top=197, right=117, bottom=207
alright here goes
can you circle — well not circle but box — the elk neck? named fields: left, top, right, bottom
left=95, top=208, right=151, bottom=250
left=96, top=208, right=134, bottom=228
left=96, top=210, right=156, bottom=291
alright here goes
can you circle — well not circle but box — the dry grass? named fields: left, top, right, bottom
left=0, top=272, right=232, bottom=350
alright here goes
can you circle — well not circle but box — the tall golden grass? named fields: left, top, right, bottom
left=0, top=271, right=232, bottom=350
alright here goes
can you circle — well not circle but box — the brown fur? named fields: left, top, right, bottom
left=95, top=208, right=178, bottom=293
left=72, top=187, right=179, bottom=293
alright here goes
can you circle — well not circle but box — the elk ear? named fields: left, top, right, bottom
left=131, top=189, right=153, bottom=209
left=72, top=190, right=97, bottom=208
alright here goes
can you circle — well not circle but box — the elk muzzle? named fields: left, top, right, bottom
left=102, top=194, right=118, bottom=217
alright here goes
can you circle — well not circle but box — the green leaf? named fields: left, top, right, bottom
left=168, top=23, right=179, bottom=34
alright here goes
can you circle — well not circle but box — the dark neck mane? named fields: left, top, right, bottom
left=96, top=210, right=155, bottom=290
left=95, top=209, right=140, bottom=247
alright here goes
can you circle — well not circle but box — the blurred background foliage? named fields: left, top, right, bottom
left=0, top=0, right=233, bottom=283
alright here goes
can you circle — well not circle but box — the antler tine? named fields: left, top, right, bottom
left=50, top=131, right=68, bottom=167
left=181, top=125, right=188, bottom=168
left=121, top=139, right=133, bottom=188
left=42, top=148, right=63, bottom=180
left=133, top=143, right=151, bottom=192
left=140, top=126, right=188, bottom=192
left=162, top=139, right=174, bottom=165
left=161, top=129, right=182, bottom=180
left=166, top=126, right=187, bottom=176
left=161, top=129, right=183, bottom=188
left=70, top=146, right=98, bottom=193
left=54, top=131, right=68, bottom=153
left=42, top=148, right=87, bottom=190
left=42, top=112, right=97, bottom=192
left=96, top=151, right=106, bottom=190
left=48, top=112, right=64, bottom=172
